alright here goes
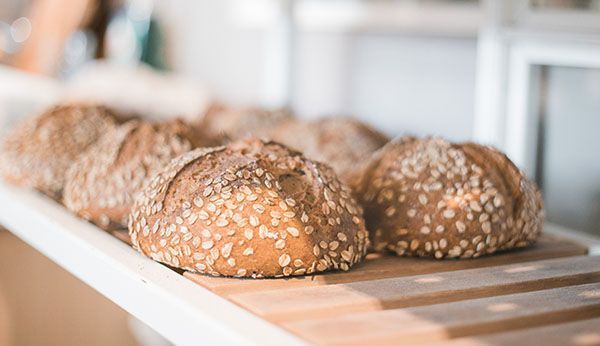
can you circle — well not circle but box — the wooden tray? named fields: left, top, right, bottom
left=112, top=228, right=600, bottom=345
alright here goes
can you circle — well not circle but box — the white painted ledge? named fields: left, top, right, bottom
left=0, top=182, right=305, bottom=346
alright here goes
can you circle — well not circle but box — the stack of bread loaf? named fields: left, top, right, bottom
left=0, top=102, right=543, bottom=278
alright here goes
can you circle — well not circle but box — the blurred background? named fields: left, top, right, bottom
left=0, top=0, right=599, bottom=345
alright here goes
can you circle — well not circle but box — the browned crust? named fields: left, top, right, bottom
left=197, top=102, right=294, bottom=145
left=354, top=137, right=544, bottom=259
left=0, top=103, right=118, bottom=199
left=63, top=119, right=198, bottom=230
left=268, top=117, right=390, bottom=183
left=128, top=139, right=369, bottom=278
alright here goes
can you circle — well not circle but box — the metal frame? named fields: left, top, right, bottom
left=474, top=0, right=600, bottom=176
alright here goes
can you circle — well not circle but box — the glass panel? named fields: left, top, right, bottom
left=540, top=66, right=600, bottom=236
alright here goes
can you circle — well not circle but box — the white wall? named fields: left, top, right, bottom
left=163, top=1, right=478, bottom=141
left=163, top=0, right=266, bottom=106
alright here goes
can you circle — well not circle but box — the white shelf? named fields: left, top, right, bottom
left=0, top=182, right=305, bottom=346
left=1, top=182, right=599, bottom=345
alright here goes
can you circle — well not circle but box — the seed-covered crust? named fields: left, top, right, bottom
left=0, top=103, right=118, bottom=199
left=198, top=102, right=293, bottom=144
left=353, top=137, right=544, bottom=259
left=63, top=119, right=197, bottom=230
left=269, top=117, right=389, bottom=182
left=129, top=139, right=369, bottom=278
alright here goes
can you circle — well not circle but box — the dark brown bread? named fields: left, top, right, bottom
left=198, top=102, right=293, bottom=144
left=63, top=119, right=199, bottom=229
left=129, top=139, right=369, bottom=278
left=269, top=117, right=389, bottom=183
left=353, top=137, right=544, bottom=259
left=0, top=103, right=118, bottom=199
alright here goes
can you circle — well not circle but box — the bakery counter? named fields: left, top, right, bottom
left=1, top=181, right=599, bottom=345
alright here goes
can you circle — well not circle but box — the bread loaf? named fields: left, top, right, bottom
left=129, top=139, right=369, bottom=277
left=0, top=104, right=118, bottom=199
left=353, top=137, right=543, bottom=259
left=63, top=119, right=200, bottom=229
left=198, top=103, right=293, bottom=144
left=269, top=117, right=389, bottom=182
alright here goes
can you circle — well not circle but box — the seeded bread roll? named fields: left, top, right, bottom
left=0, top=104, right=118, bottom=199
left=269, top=117, right=389, bottom=182
left=129, top=139, right=369, bottom=278
left=353, top=137, right=544, bottom=259
left=63, top=119, right=199, bottom=229
left=199, top=103, right=293, bottom=144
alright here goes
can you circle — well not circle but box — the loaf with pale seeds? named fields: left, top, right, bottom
left=353, top=137, right=543, bottom=259
left=269, top=117, right=389, bottom=182
left=128, top=139, right=369, bottom=278
left=63, top=119, right=201, bottom=229
left=198, top=103, right=293, bottom=144
left=0, top=103, right=118, bottom=199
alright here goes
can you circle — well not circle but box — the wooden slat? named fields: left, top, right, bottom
left=284, top=282, right=600, bottom=345
left=110, top=230, right=131, bottom=245
left=431, top=317, right=600, bottom=346
left=184, top=234, right=587, bottom=295
left=230, top=255, right=600, bottom=322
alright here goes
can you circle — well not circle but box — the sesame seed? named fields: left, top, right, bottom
left=439, top=238, right=448, bottom=249
left=249, top=215, right=259, bottom=227
left=287, top=227, right=299, bottom=237
left=469, top=200, right=482, bottom=212
left=221, top=242, right=233, bottom=258
left=278, top=254, right=291, bottom=267
left=304, top=226, right=314, bottom=235
left=410, top=239, right=419, bottom=250
left=216, top=218, right=229, bottom=227
left=385, top=207, right=396, bottom=217
left=275, top=239, right=286, bottom=249
left=443, top=209, right=456, bottom=219
left=482, top=221, right=492, bottom=234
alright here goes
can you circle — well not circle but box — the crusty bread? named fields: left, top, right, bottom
left=353, top=137, right=544, bottom=259
left=268, top=117, right=389, bottom=183
left=128, top=139, right=369, bottom=278
left=63, top=119, right=199, bottom=230
left=0, top=103, right=118, bottom=199
left=198, top=102, right=293, bottom=144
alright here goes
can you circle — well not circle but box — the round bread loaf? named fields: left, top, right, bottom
left=198, top=103, right=293, bottom=144
left=128, top=139, right=369, bottom=278
left=353, top=137, right=543, bottom=259
left=63, top=119, right=199, bottom=229
left=269, top=117, right=389, bottom=182
left=0, top=104, right=118, bottom=199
